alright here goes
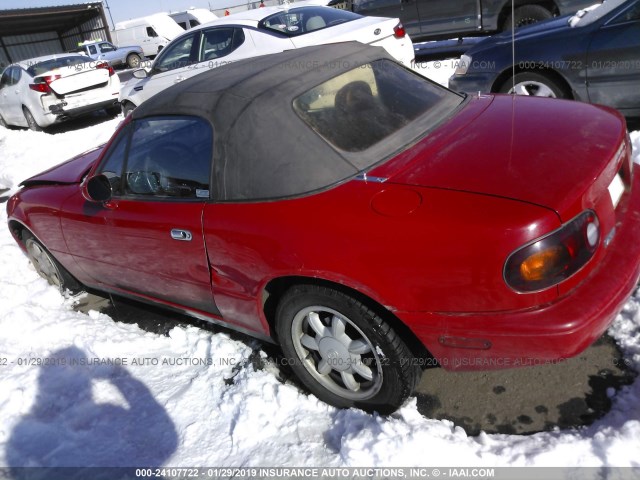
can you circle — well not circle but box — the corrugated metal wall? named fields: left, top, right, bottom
left=2, top=32, right=62, bottom=65
left=0, top=5, right=110, bottom=66
left=61, top=15, right=108, bottom=51
left=0, top=49, right=10, bottom=69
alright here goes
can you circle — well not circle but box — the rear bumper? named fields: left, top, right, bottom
left=37, top=85, right=120, bottom=126
left=448, top=72, right=495, bottom=94
left=399, top=164, right=640, bottom=371
left=50, top=98, right=119, bottom=118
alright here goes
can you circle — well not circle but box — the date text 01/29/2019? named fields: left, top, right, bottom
left=133, top=467, right=498, bottom=478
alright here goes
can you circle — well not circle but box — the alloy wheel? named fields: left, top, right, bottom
left=290, top=305, right=383, bottom=400
left=25, top=239, right=62, bottom=288
left=508, top=81, right=557, bottom=98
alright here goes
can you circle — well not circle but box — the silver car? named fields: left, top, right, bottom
left=0, top=53, right=121, bottom=131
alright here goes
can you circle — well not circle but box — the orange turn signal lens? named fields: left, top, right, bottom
left=519, top=246, right=570, bottom=282
left=504, top=210, right=599, bottom=292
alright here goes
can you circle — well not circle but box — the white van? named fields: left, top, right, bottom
left=169, top=8, right=218, bottom=30
left=112, top=13, right=183, bottom=58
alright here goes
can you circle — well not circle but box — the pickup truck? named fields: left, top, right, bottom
left=334, top=0, right=600, bottom=40
left=75, top=41, right=145, bottom=69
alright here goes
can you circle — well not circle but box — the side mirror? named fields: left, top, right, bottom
left=85, top=174, right=112, bottom=202
left=133, top=68, right=148, bottom=79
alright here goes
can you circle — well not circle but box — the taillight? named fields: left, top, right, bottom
left=29, top=74, right=61, bottom=93
left=504, top=210, right=600, bottom=292
left=96, top=62, right=115, bottom=76
left=29, top=83, right=50, bottom=93
left=393, top=22, right=406, bottom=38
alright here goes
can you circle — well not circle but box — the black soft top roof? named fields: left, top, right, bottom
left=133, top=42, right=396, bottom=201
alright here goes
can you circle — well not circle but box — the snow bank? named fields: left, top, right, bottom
left=0, top=113, right=639, bottom=468
left=0, top=117, right=121, bottom=193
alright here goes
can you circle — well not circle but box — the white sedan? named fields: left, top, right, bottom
left=119, top=4, right=414, bottom=113
left=0, top=54, right=121, bottom=131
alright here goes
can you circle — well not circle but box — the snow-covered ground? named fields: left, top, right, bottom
left=1, top=64, right=640, bottom=469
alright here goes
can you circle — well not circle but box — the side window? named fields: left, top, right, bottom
left=99, top=42, right=116, bottom=52
left=97, top=125, right=131, bottom=195
left=124, top=117, right=212, bottom=199
left=10, top=67, right=21, bottom=84
left=88, top=45, right=97, bottom=55
left=0, top=70, right=10, bottom=89
left=153, top=33, right=197, bottom=72
left=353, top=0, right=400, bottom=13
left=189, top=20, right=200, bottom=28
left=618, top=3, right=640, bottom=22
left=146, top=27, right=158, bottom=37
left=199, top=28, right=244, bottom=61
left=178, top=21, right=187, bottom=30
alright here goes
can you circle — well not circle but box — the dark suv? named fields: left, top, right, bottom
left=331, top=0, right=600, bottom=40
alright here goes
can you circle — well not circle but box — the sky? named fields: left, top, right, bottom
left=0, top=0, right=247, bottom=25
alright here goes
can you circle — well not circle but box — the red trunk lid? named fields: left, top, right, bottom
left=384, top=95, right=627, bottom=221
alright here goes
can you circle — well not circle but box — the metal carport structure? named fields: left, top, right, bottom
left=0, top=2, right=111, bottom=67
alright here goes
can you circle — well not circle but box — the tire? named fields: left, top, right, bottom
left=503, top=5, right=553, bottom=30
left=500, top=71, right=569, bottom=98
left=275, top=284, right=421, bottom=413
left=126, top=53, right=142, bottom=69
left=23, top=232, right=81, bottom=294
left=23, top=107, right=42, bottom=132
left=121, top=101, right=136, bottom=117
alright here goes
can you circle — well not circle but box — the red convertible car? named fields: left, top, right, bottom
left=7, top=43, right=640, bottom=413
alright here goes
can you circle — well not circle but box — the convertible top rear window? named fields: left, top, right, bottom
left=259, top=7, right=360, bottom=36
left=294, top=60, right=464, bottom=153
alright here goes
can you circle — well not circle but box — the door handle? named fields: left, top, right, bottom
left=171, top=229, right=192, bottom=241
left=174, top=76, right=186, bottom=83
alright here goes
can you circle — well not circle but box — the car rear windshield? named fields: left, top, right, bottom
left=259, top=7, right=360, bottom=36
left=293, top=59, right=464, bottom=153
left=26, top=56, right=88, bottom=77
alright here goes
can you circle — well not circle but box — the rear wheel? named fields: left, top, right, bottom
left=126, top=53, right=142, bottom=69
left=23, top=233, right=81, bottom=294
left=503, top=5, right=553, bottom=30
left=500, top=72, right=568, bottom=98
left=23, top=107, right=42, bottom=132
left=275, top=284, right=421, bottom=413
